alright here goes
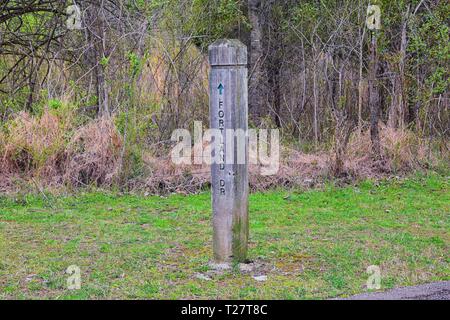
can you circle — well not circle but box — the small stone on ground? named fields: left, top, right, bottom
left=239, top=263, right=254, bottom=272
left=208, top=262, right=231, bottom=271
left=253, top=275, right=267, bottom=282
left=195, top=273, right=212, bottom=281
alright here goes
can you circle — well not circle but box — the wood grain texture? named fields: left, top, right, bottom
left=209, top=39, right=249, bottom=263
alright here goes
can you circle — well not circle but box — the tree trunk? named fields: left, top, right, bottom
left=369, top=32, right=381, bottom=159
left=312, top=63, right=319, bottom=145
left=84, top=3, right=109, bottom=117
left=388, top=8, right=409, bottom=128
left=96, top=10, right=109, bottom=116
left=358, top=26, right=366, bottom=130
left=248, top=0, right=265, bottom=123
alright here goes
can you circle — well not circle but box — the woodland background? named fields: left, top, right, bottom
left=0, top=0, right=448, bottom=194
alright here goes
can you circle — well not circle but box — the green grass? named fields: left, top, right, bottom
left=0, top=173, right=449, bottom=299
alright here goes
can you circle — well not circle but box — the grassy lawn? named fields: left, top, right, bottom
left=0, top=174, right=448, bottom=299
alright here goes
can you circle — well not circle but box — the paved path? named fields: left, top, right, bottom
left=344, top=281, right=450, bottom=300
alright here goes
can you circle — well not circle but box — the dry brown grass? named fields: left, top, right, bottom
left=0, top=110, right=66, bottom=190
left=0, top=116, right=446, bottom=195
left=0, top=112, right=123, bottom=191
left=130, top=125, right=443, bottom=194
left=137, top=154, right=208, bottom=194
left=63, top=116, right=123, bottom=187
left=0, top=130, right=14, bottom=192
left=345, top=124, right=437, bottom=177
left=127, top=148, right=330, bottom=194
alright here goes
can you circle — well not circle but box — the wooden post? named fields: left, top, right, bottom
left=209, top=39, right=249, bottom=263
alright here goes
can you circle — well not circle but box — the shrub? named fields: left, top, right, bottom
left=64, top=116, right=122, bottom=187
left=1, top=110, right=66, bottom=180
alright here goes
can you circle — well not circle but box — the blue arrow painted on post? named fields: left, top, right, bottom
left=218, top=83, right=224, bottom=95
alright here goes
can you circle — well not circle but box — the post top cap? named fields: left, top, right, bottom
left=209, top=39, right=247, bottom=66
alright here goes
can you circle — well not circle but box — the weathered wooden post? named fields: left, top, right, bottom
left=209, top=39, right=249, bottom=263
